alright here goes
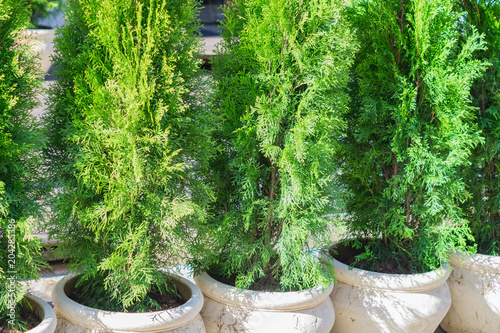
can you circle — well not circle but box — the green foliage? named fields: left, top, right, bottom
left=0, top=0, right=45, bottom=328
left=457, top=0, right=500, bottom=255
left=191, top=0, right=358, bottom=291
left=337, top=0, right=488, bottom=273
left=44, top=0, right=214, bottom=311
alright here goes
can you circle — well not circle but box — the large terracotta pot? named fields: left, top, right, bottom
left=25, top=294, right=57, bottom=333
left=52, top=273, right=205, bottom=333
left=194, top=271, right=335, bottom=333
left=441, top=251, right=500, bottom=333
left=328, top=255, right=451, bottom=333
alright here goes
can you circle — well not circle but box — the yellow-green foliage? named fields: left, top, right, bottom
left=45, top=0, right=214, bottom=311
left=0, top=0, right=45, bottom=328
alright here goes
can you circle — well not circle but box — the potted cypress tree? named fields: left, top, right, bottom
left=328, top=0, right=487, bottom=332
left=189, top=0, right=357, bottom=331
left=0, top=1, right=56, bottom=332
left=44, top=0, right=213, bottom=331
left=441, top=1, right=500, bottom=332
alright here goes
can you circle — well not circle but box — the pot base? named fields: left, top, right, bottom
left=441, top=252, right=500, bottom=333
left=331, top=278, right=450, bottom=333
left=200, top=294, right=334, bottom=333
left=195, top=272, right=335, bottom=333
left=328, top=253, right=451, bottom=333
left=54, top=316, right=205, bottom=333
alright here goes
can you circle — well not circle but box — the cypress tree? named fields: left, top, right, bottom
left=191, top=0, right=358, bottom=291
left=0, top=0, right=46, bottom=328
left=44, top=0, right=214, bottom=311
left=457, top=0, right=500, bottom=255
left=337, top=0, right=488, bottom=273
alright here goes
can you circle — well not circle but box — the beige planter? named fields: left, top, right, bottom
left=52, top=273, right=205, bottom=333
left=441, top=252, right=500, bottom=333
left=193, top=271, right=335, bottom=333
left=28, top=29, right=56, bottom=74
left=24, top=294, right=57, bottom=333
left=328, top=257, right=451, bottom=333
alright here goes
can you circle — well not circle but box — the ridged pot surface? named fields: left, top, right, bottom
left=441, top=251, right=500, bottom=333
left=194, top=272, right=335, bottom=333
left=328, top=256, right=451, bottom=333
left=25, top=294, right=57, bottom=333
left=51, top=273, right=205, bottom=333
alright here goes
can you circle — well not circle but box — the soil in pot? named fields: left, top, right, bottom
left=331, top=239, right=425, bottom=274
left=69, top=277, right=185, bottom=313
left=208, top=270, right=293, bottom=293
left=0, top=302, right=41, bottom=333
left=476, top=245, right=499, bottom=256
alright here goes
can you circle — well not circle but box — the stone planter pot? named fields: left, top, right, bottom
left=24, top=294, right=57, bottom=333
left=27, top=29, right=56, bottom=74
left=441, top=251, right=500, bottom=333
left=193, top=271, right=335, bottom=333
left=52, top=273, right=205, bottom=332
left=328, top=256, right=451, bottom=333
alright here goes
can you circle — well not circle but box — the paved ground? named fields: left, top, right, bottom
left=32, top=80, right=53, bottom=120
left=26, top=262, right=67, bottom=307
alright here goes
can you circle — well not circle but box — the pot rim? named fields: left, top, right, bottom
left=25, top=293, right=57, bottom=333
left=193, top=271, right=333, bottom=311
left=449, top=250, right=500, bottom=273
left=328, top=241, right=450, bottom=292
left=51, top=272, right=203, bottom=332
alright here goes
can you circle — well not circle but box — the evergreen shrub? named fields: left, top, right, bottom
left=191, top=0, right=358, bottom=291
left=0, top=0, right=46, bottom=329
left=44, top=0, right=214, bottom=311
left=336, top=0, right=488, bottom=273
left=457, top=0, right=500, bottom=256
